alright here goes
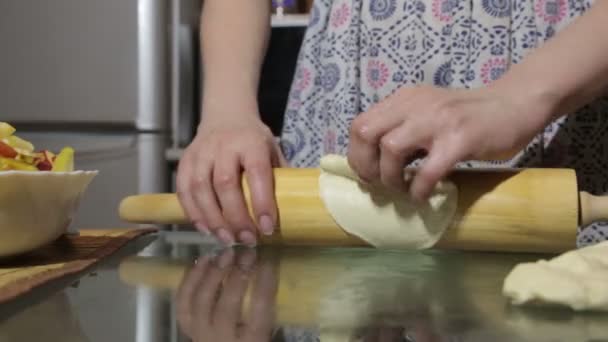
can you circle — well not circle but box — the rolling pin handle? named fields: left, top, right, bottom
left=119, top=193, right=188, bottom=224
left=579, top=191, right=608, bottom=226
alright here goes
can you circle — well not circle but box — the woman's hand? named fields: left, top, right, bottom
left=176, top=249, right=278, bottom=342
left=176, top=108, right=287, bottom=246
left=348, top=0, right=608, bottom=202
left=347, top=85, right=554, bottom=202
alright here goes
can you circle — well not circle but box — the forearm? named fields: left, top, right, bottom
left=200, top=0, right=270, bottom=119
left=495, top=1, right=608, bottom=122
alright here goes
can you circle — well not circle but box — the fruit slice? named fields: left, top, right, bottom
left=4, top=135, right=34, bottom=152
left=0, top=157, right=38, bottom=171
left=15, top=153, right=35, bottom=165
left=51, top=146, right=74, bottom=172
left=0, top=141, right=17, bottom=158
left=0, top=122, right=15, bottom=139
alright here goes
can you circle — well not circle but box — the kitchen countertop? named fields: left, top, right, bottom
left=0, top=231, right=606, bottom=342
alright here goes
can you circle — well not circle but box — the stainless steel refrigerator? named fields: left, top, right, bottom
left=1, top=1, right=203, bottom=341
left=0, top=1, right=310, bottom=340
left=0, top=0, right=200, bottom=230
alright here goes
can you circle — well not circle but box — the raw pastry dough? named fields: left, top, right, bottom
left=318, top=155, right=458, bottom=249
left=503, top=241, right=608, bottom=311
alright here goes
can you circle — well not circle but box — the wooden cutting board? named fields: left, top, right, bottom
left=0, top=228, right=155, bottom=304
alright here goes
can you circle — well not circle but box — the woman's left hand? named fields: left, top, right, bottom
left=347, top=85, right=555, bottom=201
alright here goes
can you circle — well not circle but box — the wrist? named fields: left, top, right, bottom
left=201, top=91, right=260, bottom=120
left=490, top=70, right=564, bottom=126
left=196, top=114, right=268, bottom=139
left=203, top=69, right=259, bottom=98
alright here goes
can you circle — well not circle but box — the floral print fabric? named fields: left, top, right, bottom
left=280, top=0, right=607, bottom=246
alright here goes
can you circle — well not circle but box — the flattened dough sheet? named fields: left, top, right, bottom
left=318, top=155, right=458, bottom=249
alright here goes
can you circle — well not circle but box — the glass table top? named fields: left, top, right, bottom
left=0, top=231, right=606, bottom=342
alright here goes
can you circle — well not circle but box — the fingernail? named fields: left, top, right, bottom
left=258, top=215, right=274, bottom=236
left=238, top=230, right=257, bottom=246
left=403, top=171, right=414, bottom=183
left=195, top=222, right=210, bottom=234
left=217, top=228, right=235, bottom=245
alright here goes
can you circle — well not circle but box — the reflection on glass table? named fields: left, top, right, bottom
left=119, top=237, right=608, bottom=342
left=0, top=291, right=89, bottom=341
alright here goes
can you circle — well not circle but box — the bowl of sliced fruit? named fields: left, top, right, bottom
left=0, top=122, right=97, bottom=257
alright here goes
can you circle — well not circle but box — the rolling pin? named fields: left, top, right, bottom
left=118, top=168, right=608, bottom=253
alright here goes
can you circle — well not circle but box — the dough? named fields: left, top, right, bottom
left=318, top=154, right=458, bottom=249
left=502, top=241, right=608, bottom=311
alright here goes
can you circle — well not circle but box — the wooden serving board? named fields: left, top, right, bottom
left=0, top=228, right=155, bottom=304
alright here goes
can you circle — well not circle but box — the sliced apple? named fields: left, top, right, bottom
left=51, top=146, right=74, bottom=172
left=0, top=157, right=38, bottom=171
left=15, top=153, right=36, bottom=165
left=4, top=135, right=34, bottom=152
left=0, top=122, right=15, bottom=139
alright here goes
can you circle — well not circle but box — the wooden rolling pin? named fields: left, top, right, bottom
left=119, top=168, right=608, bottom=253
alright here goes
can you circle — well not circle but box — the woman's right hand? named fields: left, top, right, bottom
left=176, top=111, right=287, bottom=246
